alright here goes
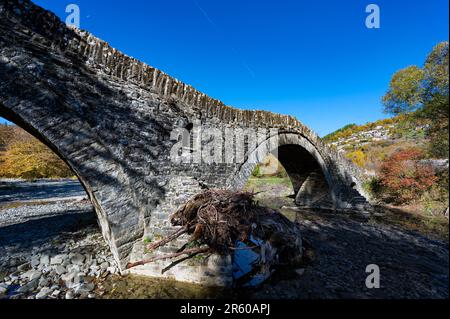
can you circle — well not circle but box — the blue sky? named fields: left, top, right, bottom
left=3, top=0, right=448, bottom=136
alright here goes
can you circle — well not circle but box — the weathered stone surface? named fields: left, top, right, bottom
left=0, top=0, right=370, bottom=285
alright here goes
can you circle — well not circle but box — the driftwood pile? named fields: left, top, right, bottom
left=126, top=189, right=303, bottom=283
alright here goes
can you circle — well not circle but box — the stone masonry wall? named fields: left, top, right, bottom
left=0, top=0, right=370, bottom=285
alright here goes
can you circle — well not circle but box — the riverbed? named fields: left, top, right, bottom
left=1, top=178, right=448, bottom=299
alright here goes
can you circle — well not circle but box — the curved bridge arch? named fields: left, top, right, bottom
left=0, top=104, right=123, bottom=265
left=228, top=132, right=360, bottom=209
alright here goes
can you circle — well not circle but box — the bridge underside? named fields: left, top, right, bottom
left=276, top=145, right=333, bottom=208
left=0, top=0, right=370, bottom=285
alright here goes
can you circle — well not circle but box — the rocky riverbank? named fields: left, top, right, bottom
left=0, top=202, right=118, bottom=299
left=1, top=179, right=448, bottom=299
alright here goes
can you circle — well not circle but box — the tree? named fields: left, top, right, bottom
left=378, top=148, right=438, bottom=204
left=0, top=140, right=74, bottom=179
left=0, top=126, right=74, bottom=179
left=382, top=66, right=425, bottom=114
left=382, top=41, right=449, bottom=158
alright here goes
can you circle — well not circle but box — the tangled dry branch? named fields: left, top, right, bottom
left=126, top=189, right=302, bottom=270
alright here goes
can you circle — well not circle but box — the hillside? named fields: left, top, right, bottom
left=322, top=115, right=448, bottom=217
left=0, top=124, right=74, bottom=179
left=322, top=115, right=433, bottom=171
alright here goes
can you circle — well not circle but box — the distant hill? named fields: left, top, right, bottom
left=322, top=115, right=430, bottom=171
left=0, top=124, right=74, bottom=179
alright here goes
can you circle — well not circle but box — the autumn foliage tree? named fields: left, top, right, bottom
left=378, top=148, right=437, bottom=204
left=0, top=125, right=74, bottom=179
left=382, top=42, right=449, bottom=158
left=345, top=149, right=367, bottom=168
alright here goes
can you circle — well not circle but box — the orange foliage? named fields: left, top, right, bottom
left=378, top=148, right=438, bottom=203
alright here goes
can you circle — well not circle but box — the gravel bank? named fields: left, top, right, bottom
left=0, top=180, right=118, bottom=299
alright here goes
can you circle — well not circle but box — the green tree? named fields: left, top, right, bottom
left=382, top=41, right=449, bottom=158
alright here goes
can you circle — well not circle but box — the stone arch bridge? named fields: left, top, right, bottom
left=0, top=0, right=369, bottom=284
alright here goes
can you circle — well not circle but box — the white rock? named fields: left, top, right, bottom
left=36, top=287, right=51, bottom=299
left=30, top=257, right=40, bottom=268
left=90, top=265, right=100, bottom=272
left=70, top=253, right=85, bottom=265
left=55, top=265, right=66, bottom=275
left=38, top=277, right=49, bottom=287
left=25, top=270, right=42, bottom=281
left=67, top=264, right=80, bottom=273
left=40, top=255, right=50, bottom=266
left=100, top=262, right=109, bottom=271
left=41, top=266, right=52, bottom=274
left=61, top=272, right=75, bottom=287
left=106, top=266, right=116, bottom=274
left=65, top=290, right=74, bottom=299
left=50, top=254, right=66, bottom=265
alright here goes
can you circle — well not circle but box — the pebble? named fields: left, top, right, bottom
left=0, top=198, right=119, bottom=300
left=55, top=265, right=66, bottom=275
left=27, top=270, right=42, bottom=281
left=0, top=286, right=7, bottom=296
left=75, top=282, right=95, bottom=295
left=70, top=253, right=85, bottom=265
left=36, top=287, right=52, bottom=299
left=65, top=290, right=74, bottom=299
left=40, top=255, right=50, bottom=266
left=39, top=277, right=50, bottom=287
left=61, top=272, right=76, bottom=287
left=30, top=257, right=40, bottom=268
left=16, top=278, right=39, bottom=293
left=50, top=254, right=66, bottom=265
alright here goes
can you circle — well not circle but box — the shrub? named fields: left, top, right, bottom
left=363, top=177, right=383, bottom=200
left=251, top=165, right=261, bottom=177
left=345, top=149, right=367, bottom=168
left=378, top=148, right=438, bottom=204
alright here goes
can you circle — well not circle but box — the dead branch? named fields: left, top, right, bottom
left=128, top=189, right=303, bottom=274
left=146, top=225, right=190, bottom=252
left=126, top=247, right=211, bottom=269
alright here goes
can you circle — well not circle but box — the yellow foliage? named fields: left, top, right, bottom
left=0, top=130, right=74, bottom=179
left=345, top=149, right=367, bottom=168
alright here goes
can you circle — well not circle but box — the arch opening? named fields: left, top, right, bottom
left=0, top=105, right=115, bottom=247
left=0, top=112, right=116, bottom=264
left=244, top=144, right=334, bottom=210
left=0, top=106, right=98, bottom=210
left=0, top=112, right=97, bottom=223
left=232, top=133, right=337, bottom=210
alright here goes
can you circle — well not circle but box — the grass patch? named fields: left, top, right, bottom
left=245, top=176, right=292, bottom=189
